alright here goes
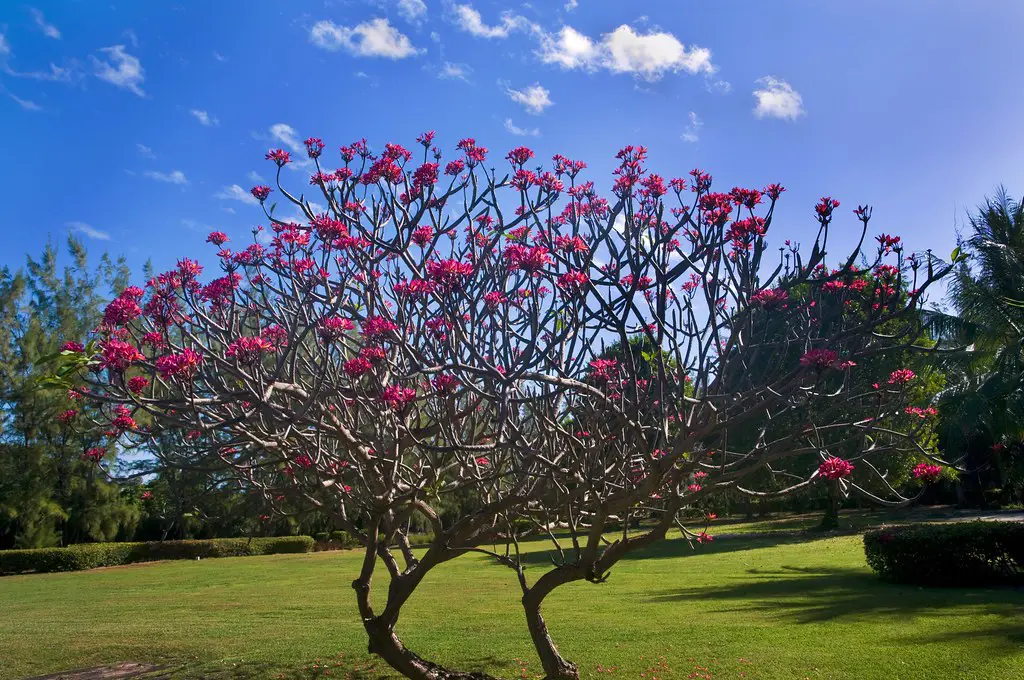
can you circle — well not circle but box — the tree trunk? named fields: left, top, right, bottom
left=522, top=591, right=579, bottom=680
left=352, top=542, right=500, bottom=680
left=819, top=480, right=840, bottom=530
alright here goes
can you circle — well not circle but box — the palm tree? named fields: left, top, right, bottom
left=928, top=188, right=1024, bottom=505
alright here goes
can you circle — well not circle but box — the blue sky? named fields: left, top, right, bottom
left=2, top=0, right=1024, bottom=299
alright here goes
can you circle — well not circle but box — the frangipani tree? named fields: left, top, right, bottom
left=50, top=134, right=956, bottom=680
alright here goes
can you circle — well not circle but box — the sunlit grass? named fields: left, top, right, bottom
left=1, top=528, right=1021, bottom=680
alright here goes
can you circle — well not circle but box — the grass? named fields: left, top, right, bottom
left=1, top=527, right=1022, bottom=680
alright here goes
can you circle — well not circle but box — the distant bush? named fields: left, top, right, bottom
left=313, top=530, right=362, bottom=551
left=864, top=522, right=1024, bottom=586
left=0, top=535, right=314, bottom=575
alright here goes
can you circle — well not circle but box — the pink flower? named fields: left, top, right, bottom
left=62, top=341, right=85, bottom=353
left=750, top=288, right=788, bottom=307
left=226, top=336, right=274, bottom=364
left=319, top=316, right=354, bottom=342
left=475, top=456, right=490, bottom=466
left=381, top=385, right=417, bottom=410
left=484, top=291, right=508, bottom=310
left=815, top=196, right=840, bottom=220
left=294, top=454, right=314, bottom=469
left=912, top=463, right=942, bottom=484
left=799, top=349, right=839, bottom=370
left=432, top=374, right=460, bottom=394
left=103, top=296, right=142, bottom=326
left=83, top=447, right=106, bottom=463
left=556, top=270, right=589, bottom=295
left=265, top=149, right=291, bottom=166
left=361, top=316, right=399, bottom=341
left=344, top=357, right=373, bottom=378
left=112, top=404, right=137, bottom=432
left=141, top=331, right=166, bottom=348
left=411, top=225, right=434, bottom=247
left=250, top=185, right=272, bottom=202
left=888, top=369, right=916, bottom=385
left=127, top=376, right=150, bottom=394
left=156, top=349, right=204, bottom=380
left=905, top=406, right=938, bottom=418
left=304, top=137, right=324, bottom=158
left=140, top=490, right=153, bottom=501
left=696, top=531, right=713, bottom=544
left=426, top=259, right=474, bottom=289
left=206, top=231, right=229, bottom=246
left=588, top=358, right=618, bottom=382
left=57, top=409, right=77, bottom=424
left=102, top=339, right=145, bottom=372
left=506, top=146, right=535, bottom=166
left=818, top=456, right=854, bottom=480
left=687, top=483, right=702, bottom=493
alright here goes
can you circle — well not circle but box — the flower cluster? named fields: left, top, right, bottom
left=818, top=456, right=855, bottom=480
left=912, top=463, right=942, bottom=484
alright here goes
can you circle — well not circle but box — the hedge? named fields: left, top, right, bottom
left=0, top=535, right=314, bottom=576
left=864, top=521, right=1024, bottom=586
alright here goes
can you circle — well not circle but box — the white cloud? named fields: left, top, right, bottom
left=216, top=184, right=259, bottom=206
left=144, top=170, right=188, bottom=185
left=213, top=51, right=226, bottom=62
left=398, top=0, right=427, bottom=23
left=136, top=143, right=156, bottom=158
left=222, top=206, right=236, bottom=214
left=123, top=29, right=139, bottom=48
left=247, top=170, right=265, bottom=183
left=505, top=118, right=539, bottom=137
left=0, top=33, right=10, bottom=57
left=3, top=61, right=75, bottom=82
left=67, top=221, right=110, bottom=241
left=539, top=24, right=713, bottom=81
left=269, top=123, right=303, bottom=153
left=753, top=77, right=804, bottom=120
left=9, top=93, right=42, bottom=111
left=565, top=0, right=579, bottom=9
left=452, top=4, right=531, bottom=39
left=430, top=31, right=441, bottom=42
left=505, top=82, right=552, bottom=114
left=310, top=18, right=420, bottom=59
left=30, top=8, right=61, bottom=39
left=681, top=111, right=701, bottom=142
left=190, top=108, right=219, bottom=126
left=438, top=61, right=471, bottom=81
left=91, top=45, right=145, bottom=96
left=538, top=26, right=596, bottom=69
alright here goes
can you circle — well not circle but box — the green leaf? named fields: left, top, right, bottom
left=950, top=246, right=961, bottom=262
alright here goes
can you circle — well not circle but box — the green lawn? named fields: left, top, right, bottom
left=1, top=531, right=1022, bottom=680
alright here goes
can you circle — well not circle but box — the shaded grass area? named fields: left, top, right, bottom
left=1, top=530, right=1022, bottom=680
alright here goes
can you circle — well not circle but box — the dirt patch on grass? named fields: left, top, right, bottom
left=24, top=662, right=167, bottom=680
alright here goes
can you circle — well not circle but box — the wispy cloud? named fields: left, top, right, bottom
left=216, top=184, right=259, bottom=206
left=505, top=118, right=540, bottom=137
left=213, top=51, right=226, bottom=62
left=397, top=0, right=427, bottom=24
left=67, top=221, right=110, bottom=241
left=91, top=45, right=145, bottom=97
left=310, top=18, right=420, bottom=58
left=437, top=61, right=471, bottom=81
left=8, top=93, right=42, bottom=111
left=144, top=170, right=188, bottom=184
left=247, top=170, right=265, bottom=183
left=505, top=82, right=553, bottom=114
left=681, top=111, right=702, bottom=142
left=30, top=8, right=61, bottom=39
left=451, top=4, right=531, bottom=39
left=190, top=109, right=219, bottom=126
left=135, top=143, right=156, bottom=159
left=753, top=77, right=804, bottom=120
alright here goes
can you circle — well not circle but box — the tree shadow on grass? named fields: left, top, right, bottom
left=648, top=563, right=1024, bottom=646
left=515, top=531, right=818, bottom=568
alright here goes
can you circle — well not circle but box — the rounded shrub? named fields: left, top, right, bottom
left=0, top=536, right=315, bottom=575
left=864, top=521, right=1024, bottom=586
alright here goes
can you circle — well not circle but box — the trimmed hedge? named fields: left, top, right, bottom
left=0, top=535, right=314, bottom=576
left=864, top=521, right=1024, bottom=586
